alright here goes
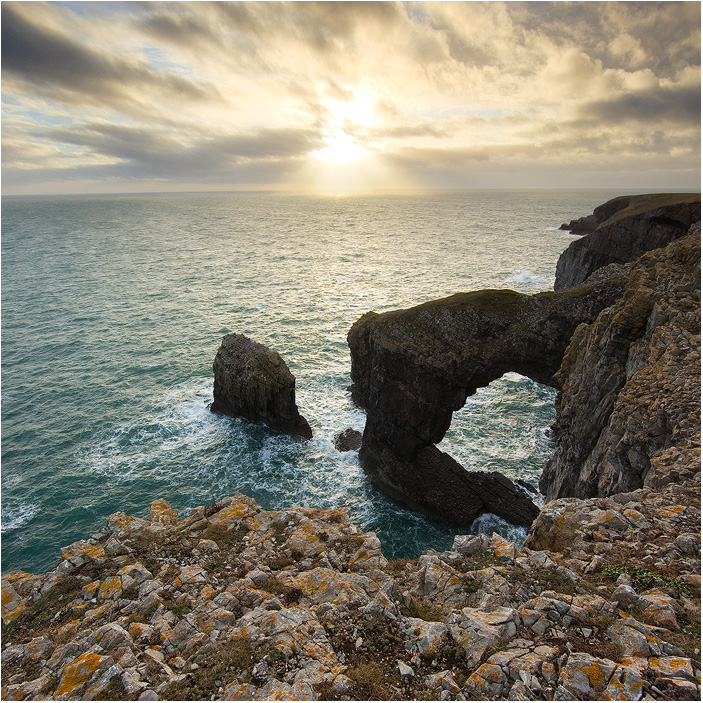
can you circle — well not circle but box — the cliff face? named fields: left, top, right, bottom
left=347, top=279, right=626, bottom=528
left=540, top=227, right=701, bottom=501
left=554, top=193, right=700, bottom=290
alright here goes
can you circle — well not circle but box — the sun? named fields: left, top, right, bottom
left=313, top=132, right=369, bottom=163
left=312, top=93, right=376, bottom=164
left=301, top=86, right=404, bottom=193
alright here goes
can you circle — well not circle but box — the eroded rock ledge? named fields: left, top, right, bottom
left=347, top=278, right=626, bottom=528
left=2, top=491, right=699, bottom=701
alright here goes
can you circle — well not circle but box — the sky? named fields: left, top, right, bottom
left=1, top=0, right=701, bottom=195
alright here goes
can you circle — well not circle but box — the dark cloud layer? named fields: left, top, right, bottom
left=580, top=83, right=701, bottom=125
left=2, top=3, right=218, bottom=110
left=44, top=122, right=322, bottom=180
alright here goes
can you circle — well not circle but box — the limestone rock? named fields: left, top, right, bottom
left=211, top=333, right=312, bottom=440
left=540, top=229, right=700, bottom=500
left=348, top=277, right=625, bottom=528
left=1, top=493, right=700, bottom=701
left=555, top=193, right=700, bottom=290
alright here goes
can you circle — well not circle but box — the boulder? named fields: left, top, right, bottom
left=347, top=275, right=626, bottom=528
left=555, top=193, right=700, bottom=290
left=211, top=333, right=312, bottom=440
left=333, top=428, right=362, bottom=452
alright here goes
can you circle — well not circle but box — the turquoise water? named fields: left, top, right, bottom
left=2, top=190, right=624, bottom=574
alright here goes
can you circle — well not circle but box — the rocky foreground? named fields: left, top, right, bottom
left=1, top=481, right=700, bottom=701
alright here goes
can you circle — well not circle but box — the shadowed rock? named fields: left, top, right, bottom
left=211, top=333, right=312, bottom=440
left=555, top=193, right=700, bottom=290
left=334, top=428, right=363, bottom=452
left=348, top=276, right=626, bottom=528
left=559, top=194, right=641, bottom=234
left=541, top=228, right=700, bottom=501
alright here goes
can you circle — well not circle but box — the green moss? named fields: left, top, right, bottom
left=602, top=564, right=690, bottom=594
left=164, top=636, right=253, bottom=700
left=162, top=598, right=191, bottom=616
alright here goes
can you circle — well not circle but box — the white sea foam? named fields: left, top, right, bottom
left=1, top=503, right=36, bottom=533
left=469, top=512, right=528, bottom=545
left=506, top=269, right=547, bottom=285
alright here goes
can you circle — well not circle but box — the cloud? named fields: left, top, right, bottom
left=1, top=1, right=699, bottom=194
left=577, top=83, right=701, bottom=125
left=38, top=121, right=323, bottom=182
left=1, top=3, right=220, bottom=114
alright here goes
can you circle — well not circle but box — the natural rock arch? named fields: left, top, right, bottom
left=436, top=371, right=555, bottom=483
left=347, top=278, right=626, bottom=528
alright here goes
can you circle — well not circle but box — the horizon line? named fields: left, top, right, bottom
left=4, top=186, right=701, bottom=199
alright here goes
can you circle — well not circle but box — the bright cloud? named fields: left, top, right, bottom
left=1, top=1, right=700, bottom=194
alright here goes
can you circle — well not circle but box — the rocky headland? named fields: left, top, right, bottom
left=346, top=278, right=626, bottom=529
left=2, top=194, right=700, bottom=701
left=554, top=193, right=700, bottom=290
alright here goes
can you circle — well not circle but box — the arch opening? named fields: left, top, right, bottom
left=438, top=372, right=556, bottom=492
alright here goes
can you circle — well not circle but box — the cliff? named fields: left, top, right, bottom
left=541, top=226, right=700, bottom=501
left=554, top=193, right=700, bottom=290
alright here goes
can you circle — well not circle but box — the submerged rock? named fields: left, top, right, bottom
left=334, top=428, right=363, bottom=452
left=211, top=333, right=312, bottom=440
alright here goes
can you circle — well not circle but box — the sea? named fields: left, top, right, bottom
left=1, top=189, right=630, bottom=574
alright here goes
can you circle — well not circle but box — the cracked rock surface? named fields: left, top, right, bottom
left=2, top=488, right=699, bottom=701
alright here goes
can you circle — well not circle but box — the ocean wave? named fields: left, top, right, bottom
left=469, top=512, right=528, bottom=545
left=506, top=269, right=547, bottom=285
left=82, top=378, right=228, bottom=480
left=1, top=503, right=36, bottom=533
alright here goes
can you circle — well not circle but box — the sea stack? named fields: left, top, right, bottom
left=211, top=333, right=312, bottom=440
